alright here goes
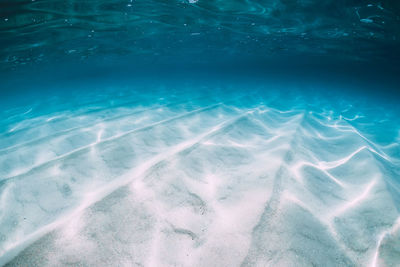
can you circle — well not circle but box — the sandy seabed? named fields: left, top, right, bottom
left=0, top=85, right=399, bottom=266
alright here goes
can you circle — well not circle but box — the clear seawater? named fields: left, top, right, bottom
left=0, top=1, right=400, bottom=266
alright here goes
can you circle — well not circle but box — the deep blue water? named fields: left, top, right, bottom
left=0, top=1, right=400, bottom=266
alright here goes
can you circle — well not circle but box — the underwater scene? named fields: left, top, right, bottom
left=0, top=0, right=400, bottom=266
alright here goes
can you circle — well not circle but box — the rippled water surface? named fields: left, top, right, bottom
left=1, top=0, right=400, bottom=68
left=0, top=0, right=400, bottom=266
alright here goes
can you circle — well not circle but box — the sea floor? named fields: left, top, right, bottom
left=0, top=82, right=399, bottom=266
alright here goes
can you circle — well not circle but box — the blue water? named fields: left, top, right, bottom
left=1, top=1, right=400, bottom=266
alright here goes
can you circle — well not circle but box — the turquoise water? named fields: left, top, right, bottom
left=0, top=1, right=400, bottom=266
